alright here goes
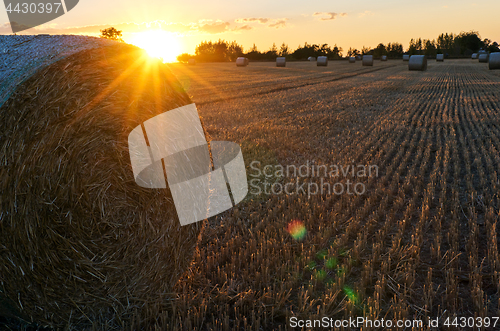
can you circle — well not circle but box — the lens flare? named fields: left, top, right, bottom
left=287, top=220, right=306, bottom=241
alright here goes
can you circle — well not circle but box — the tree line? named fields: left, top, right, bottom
left=176, top=30, right=499, bottom=63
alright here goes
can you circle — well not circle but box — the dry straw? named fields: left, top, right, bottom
left=317, top=56, right=328, bottom=66
left=436, top=54, right=444, bottom=62
left=188, top=58, right=196, bottom=65
left=362, top=55, right=373, bottom=66
left=276, top=57, right=286, bottom=67
left=236, top=57, right=248, bottom=66
left=408, top=55, right=427, bottom=71
left=381, top=55, right=387, bottom=61
left=349, top=57, right=356, bottom=63
left=489, top=53, right=500, bottom=70
left=478, top=53, right=489, bottom=63
left=0, top=42, right=204, bottom=329
left=403, top=54, right=410, bottom=61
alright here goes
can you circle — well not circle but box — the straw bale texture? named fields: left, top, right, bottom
left=317, top=56, right=328, bottom=66
left=489, top=53, right=500, bottom=70
left=478, top=53, right=489, bottom=63
left=362, top=55, right=373, bottom=66
left=0, top=40, right=203, bottom=329
left=276, top=57, right=286, bottom=67
left=408, top=55, right=427, bottom=71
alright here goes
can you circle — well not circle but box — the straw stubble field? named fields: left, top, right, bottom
left=162, top=59, right=500, bottom=330
left=3, top=57, right=500, bottom=330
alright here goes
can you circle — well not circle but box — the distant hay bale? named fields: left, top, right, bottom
left=408, top=55, right=427, bottom=71
left=436, top=54, right=444, bottom=62
left=403, top=54, right=410, bottom=61
left=317, top=56, right=328, bottom=66
left=472, top=53, right=478, bottom=59
left=276, top=57, right=286, bottom=67
left=188, top=58, right=196, bottom=65
left=0, top=37, right=203, bottom=328
left=381, top=55, right=387, bottom=61
left=478, top=53, right=489, bottom=63
left=236, top=57, right=248, bottom=66
left=349, top=57, right=356, bottom=63
left=362, top=55, right=373, bottom=66
left=489, top=53, right=500, bottom=70
left=308, top=56, right=316, bottom=61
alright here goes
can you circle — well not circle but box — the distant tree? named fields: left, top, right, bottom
left=227, top=41, right=244, bottom=61
left=195, top=39, right=231, bottom=62
left=279, top=43, right=290, bottom=57
left=454, top=31, right=482, bottom=54
left=100, top=27, right=123, bottom=42
left=361, top=46, right=372, bottom=55
left=387, top=42, right=403, bottom=58
left=424, top=39, right=437, bottom=57
left=487, top=41, right=500, bottom=53
left=176, top=53, right=192, bottom=63
left=373, top=43, right=387, bottom=58
left=347, top=47, right=360, bottom=57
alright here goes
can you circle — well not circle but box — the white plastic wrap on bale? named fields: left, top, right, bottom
left=436, top=54, right=444, bottom=62
left=349, top=57, right=356, bottom=63
left=276, top=57, right=286, bottom=67
left=478, top=53, right=489, bottom=63
left=362, top=55, right=373, bottom=66
left=489, top=53, right=500, bottom=70
left=472, top=53, right=478, bottom=59
left=308, top=56, right=316, bottom=61
left=317, top=56, right=328, bottom=66
left=381, top=55, right=387, bottom=61
left=408, top=55, right=427, bottom=71
left=403, top=54, right=410, bottom=61
left=236, top=57, right=247, bottom=67
left=188, top=59, right=196, bottom=65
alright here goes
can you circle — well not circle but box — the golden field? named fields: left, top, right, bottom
left=140, top=59, right=500, bottom=330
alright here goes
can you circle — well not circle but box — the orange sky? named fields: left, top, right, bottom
left=1, top=0, right=499, bottom=60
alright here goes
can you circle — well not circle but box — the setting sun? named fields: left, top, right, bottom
left=127, top=30, right=181, bottom=63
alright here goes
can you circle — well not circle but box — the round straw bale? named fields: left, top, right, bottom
left=408, top=55, right=427, bottom=71
left=478, top=53, right=489, bottom=63
left=403, top=54, right=410, bottom=61
left=188, top=58, right=196, bottom=65
left=362, top=55, right=373, bottom=66
left=317, top=56, right=328, bottom=66
left=349, top=57, right=356, bottom=63
left=489, top=53, right=500, bottom=70
left=308, top=56, right=316, bottom=61
left=472, top=53, right=478, bottom=59
left=276, top=57, right=286, bottom=67
left=0, top=39, right=204, bottom=328
left=381, top=55, right=387, bottom=61
left=236, top=57, right=248, bottom=66
left=436, top=54, right=444, bottom=62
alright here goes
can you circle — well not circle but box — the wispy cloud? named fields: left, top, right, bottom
left=235, top=17, right=269, bottom=24
left=268, top=18, right=288, bottom=29
left=313, top=12, right=347, bottom=21
left=0, top=19, right=248, bottom=35
left=358, top=11, right=374, bottom=18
